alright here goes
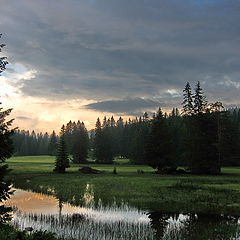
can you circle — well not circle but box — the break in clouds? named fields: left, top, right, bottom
left=1, top=0, right=240, bottom=115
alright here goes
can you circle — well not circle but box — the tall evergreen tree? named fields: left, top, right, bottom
left=0, top=35, right=14, bottom=222
left=101, top=118, right=114, bottom=163
left=93, top=117, right=113, bottom=163
left=0, top=34, right=8, bottom=74
left=145, top=108, right=175, bottom=173
left=93, top=118, right=103, bottom=162
left=182, top=82, right=193, bottom=116
left=193, top=81, right=208, bottom=114
left=48, top=131, right=58, bottom=156
left=72, top=121, right=89, bottom=163
left=54, top=125, right=70, bottom=173
left=182, top=82, right=220, bottom=174
left=0, top=100, right=14, bottom=223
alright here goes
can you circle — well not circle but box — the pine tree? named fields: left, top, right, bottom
left=72, top=121, right=89, bottom=163
left=93, top=117, right=113, bottom=163
left=101, top=118, right=114, bottom=163
left=129, top=117, right=150, bottom=164
left=193, top=81, right=208, bottom=114
left=145, top=108, right=175, bottom=173
left=182, top=82, right=193, bottom=116
left=0, top=101, right=14, bottom=223
left=54, top=125, right=70, bottom=173
left=29, top=130, right=38, bottom=155
left=65, top=120, right=74, bottom=154
left=0, top=35, right=14, bottom=223
left=93, top=118, right=103, bottom=162
left=48, top=131, right=58, bottom=156
left=0, top=34, right=8, bottom=74
left=182, top=82, right=220, bottom=174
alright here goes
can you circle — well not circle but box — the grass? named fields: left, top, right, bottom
left=5, top=156, right=240, bottom=216
left=0, top=224, right=59, bottom=240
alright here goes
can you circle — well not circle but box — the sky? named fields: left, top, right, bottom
left=0, top=0, right=240, bottom=132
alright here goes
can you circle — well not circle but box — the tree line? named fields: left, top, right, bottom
left=12, top=130, right=58, bottom=156
left=53, top=82, right=240, bottom=174
left=10, top=82, right=240, bottom=174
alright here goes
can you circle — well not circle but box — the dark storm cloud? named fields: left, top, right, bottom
left=83, top=98, right=166, bottom=115
left=1, top=0, right=240, bottom=109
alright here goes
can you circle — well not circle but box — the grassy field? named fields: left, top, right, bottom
left=6, top=156, right=240, bottom=215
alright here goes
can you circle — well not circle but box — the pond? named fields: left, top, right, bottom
left=5, top=185, right=240, bottom=240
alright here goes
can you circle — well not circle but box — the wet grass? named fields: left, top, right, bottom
left=6, top=156, right=240, bottom=215
left=0, top=223, right=59, bottom=240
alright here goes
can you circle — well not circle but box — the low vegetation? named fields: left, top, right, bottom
left=6, top=156, right=240, bottom=216
left=0, top=224, right=59, bottom=240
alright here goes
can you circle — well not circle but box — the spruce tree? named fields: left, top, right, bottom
left=93, top=118, right=103, bottom=162
left=48, top=131, right=58, bottom=156
left=101, top=118, right=114, bottom=163
left=93, top=117, right=113, bottom=163
left=0, top=35, right=14, bottom=223
left=182, top=82, right=193, bottom=116
left=182, top=82, right=220, bottom=174
left=0, top=34, right=8, bottom=74
left=193, top=81, right=208, bottom=114
left=145, top=108, right=175, bottom=173
left=54, top=125, right=70, bottom=173
left=72, top=121, right=89, bottom=163
left=0, top=101, right=14, bottom=223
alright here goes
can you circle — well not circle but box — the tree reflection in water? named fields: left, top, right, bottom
left=5, top=187, right=240, bottom=240
left=147, top=212, right=240, bottom=240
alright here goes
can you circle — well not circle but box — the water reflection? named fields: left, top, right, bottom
left=5, top=186, right=240, bottom=240
left=6, top=187, right=154, bottom=240
left=148, top=212, right=240, bottom=240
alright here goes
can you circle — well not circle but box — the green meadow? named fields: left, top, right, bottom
left=6, top=155, right=240, bottom=215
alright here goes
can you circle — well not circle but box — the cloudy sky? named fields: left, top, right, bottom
left=0, top=0, right=240, bottom=132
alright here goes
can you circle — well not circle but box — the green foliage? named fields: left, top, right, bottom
left=48, top=131, right=57, bottom=156
left=6, top=155, right=240, bottom=215
left=182, top=81, right=193, bottom=116
left=0, top=225, right=58, bottom=240
left=193, top=81, right=208, bottom=114
left=64, top=120, right=89, bottom=164
left=182, top=82, right=222, bottom=174
left=72, top=121, right=89, bottom=164
left=10, top=81, right=240, bottom=176
left=54, top=125, right=70, bottom=173
left=145, top=108, right=175, bottom=172
left=12, top=130, right=51, bottom=156
left=93, top=117, right=114, bottom=163
left=0, top=35, right=14, bottom=223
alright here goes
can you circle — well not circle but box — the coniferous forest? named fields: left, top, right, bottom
left=12, top=82, right=240, bottom=174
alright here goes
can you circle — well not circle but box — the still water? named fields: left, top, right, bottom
left=5, top=185, right=240, bottom=240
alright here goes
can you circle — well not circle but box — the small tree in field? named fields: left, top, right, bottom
left=0, top=34, right=14, bottom=223
left=54, top=125, right=70, bottom=173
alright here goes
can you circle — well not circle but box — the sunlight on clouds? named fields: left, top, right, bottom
left=0, top=64, right=128, bottom=132
left=0, top=76, right=18, bottom=98
left=17, top=69, right=37, bottom=80
left=166, top=89, right=181, bottom=97
left=10, top=97, right=99, bottom=132
left=218, top=76, right=240, bottom=89
left=8, top=95, right=117, bottom=133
